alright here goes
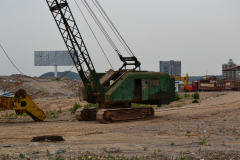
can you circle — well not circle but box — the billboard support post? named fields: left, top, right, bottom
left=54, top=64, right=57, bottom=77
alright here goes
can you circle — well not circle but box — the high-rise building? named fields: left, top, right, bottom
left=159, top=60, right=181, bottom=76
left=222, top=59, right=236, bottom=80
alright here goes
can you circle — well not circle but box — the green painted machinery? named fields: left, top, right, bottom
left=46, top=0, right=175, bottom=123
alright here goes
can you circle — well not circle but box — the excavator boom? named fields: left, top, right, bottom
left=171, top=74, right=189, bottom=91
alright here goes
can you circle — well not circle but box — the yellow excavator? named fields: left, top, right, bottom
left=0, top=89, right=46, bottom=121
left=171, top=74, right=189, bottom=91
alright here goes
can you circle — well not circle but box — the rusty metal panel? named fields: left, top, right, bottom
left=200, top=83, right=215, bottom=88
left=232, top=81, right=240, bottom=90
left=225, top=81, right=240, bottom=90
left=150, top=80, right=159, bottom=86
left=99, top=69, right=116, bottom=85
left=0, top=97, right=14, bottom=110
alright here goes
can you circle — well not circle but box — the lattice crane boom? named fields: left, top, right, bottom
left=46, top=0, right=104, bottom=100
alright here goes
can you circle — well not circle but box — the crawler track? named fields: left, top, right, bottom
left=96, top=107, right=154, bottom=123
left=76, top=108, right=97, bottom=121
left=76, top=107, right=154, bottom=123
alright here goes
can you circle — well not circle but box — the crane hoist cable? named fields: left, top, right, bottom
left=81, top=0, right=119, bottom=55
left=81, top=0, right=122, bottom=57
left=94, top=0, right=135, bottom=57
left=0, top=44, right=25, bottom=76
left=0, top=44, right=47, bottom=88
left=92, top=0, right=131, bottom=57
left=1, top=44, right=75, bottom=80
left=73, top=0, right=113, bottom=70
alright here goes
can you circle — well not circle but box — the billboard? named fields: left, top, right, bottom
left=34, top=51, right=78, bottom=66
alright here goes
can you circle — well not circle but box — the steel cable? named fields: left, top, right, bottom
left=0, top=44, right=46, bottom=89
left=73, top=0, right=114, bottom=70
left=1, top=44, right=74, bottom=83
left=0, top=44, right=26, bottom=76
left=92, top=0, right=132, bottom=57
left=95, top=0, right=135, bottom=57
left=81, top=0, right=121, bottom=56
left=82, top=0, right=118, bottom=53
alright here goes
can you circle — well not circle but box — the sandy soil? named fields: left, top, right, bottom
left=0, top=91, right=240, bottom=159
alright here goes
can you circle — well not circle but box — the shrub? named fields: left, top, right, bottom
left=192, top=99, right=199, bottom=103
left=69, top=102, right=82, bottom=114
left=193, top=92, right=200, bottom=99
left=170, top=92, right=181, bottom=102
left=58, top=107, right=62, bottom=113
left=52, top=78, right=61, bottom=81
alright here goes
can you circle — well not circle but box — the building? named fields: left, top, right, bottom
left=222, top=59, right=237, bottom=80
left=159, top=60, right=181, bottom=76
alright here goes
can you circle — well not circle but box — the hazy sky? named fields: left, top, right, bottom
left=1, top=0, right=240, bottom=77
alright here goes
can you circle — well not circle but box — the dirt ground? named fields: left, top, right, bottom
left=0, top=75, right=240, bottom=159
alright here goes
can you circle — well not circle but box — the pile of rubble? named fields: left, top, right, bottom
left=0, top=74, right=81, bottom=98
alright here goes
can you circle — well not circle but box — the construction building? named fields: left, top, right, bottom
left=159, top=60, right=181, bottom=76
left=222, top=59, right=237, bottom=80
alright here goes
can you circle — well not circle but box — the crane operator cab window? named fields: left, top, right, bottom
left=143, top=80, right=148, bottom=87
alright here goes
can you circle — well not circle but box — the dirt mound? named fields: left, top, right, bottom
left=0, top=74, right=80, bottom=98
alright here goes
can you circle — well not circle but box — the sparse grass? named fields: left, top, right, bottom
left=46, top=149, right=50, bottom=156
left=0, top=112, right=20, bottom=119
left=19, top=113, right=28, bottom=117
left=58, top=107, right=62, bottom=113
left=143, top=147, right=148, bottom=151
left=46, top=110, right=58, bottom=118
left=216, top=93, right=226, bottom=97
left=52, top=78, right=61, bottom=81
left=198, top=137, right=207, bottom=145
left=176, top=102, right=185, bottom=107
left=171, top=92, right=181, bottom=102
left=186, top=130, right=191, bottom=136
left=84, top=103, right=98, bottom=108
left=69, top=101, right=82, bottom=114
left=131, top=103, right=141, bottom=108
left=233, top=128, right=237, bottom=133
left=183, top=92, right=191, bottom=98
left=221, top=141, right=226, bottom=146
left=117, top=147, right=121, bottom=152
left=2, top=149, right=240, bottom=160
left=102, top=147, right=107, bottom=152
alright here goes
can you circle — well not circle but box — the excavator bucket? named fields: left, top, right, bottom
left=0, top=90, right=46, bottom=122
